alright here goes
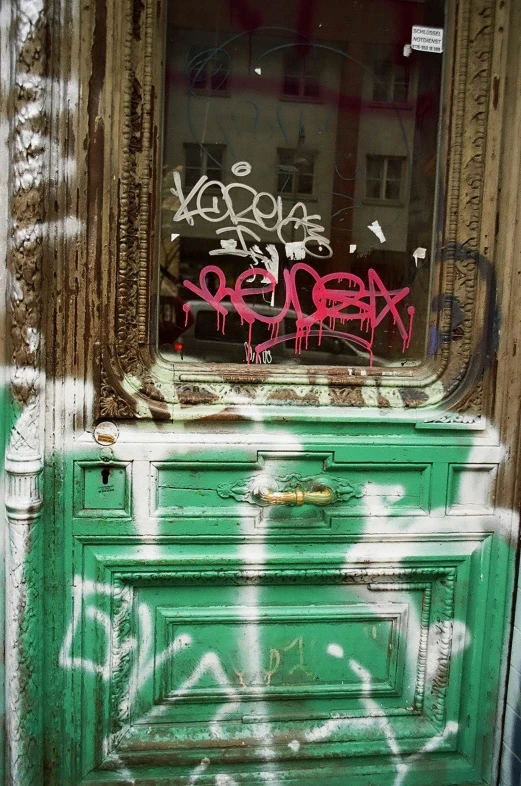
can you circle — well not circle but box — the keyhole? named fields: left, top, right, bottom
left=101, top=467, right=111, bottom=485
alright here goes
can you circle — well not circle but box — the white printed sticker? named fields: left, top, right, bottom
left=367, top=220, right=386, bottom=244
left=411, top=26, right=444, bottom=54
left=412, top=246, right=427, bottom=268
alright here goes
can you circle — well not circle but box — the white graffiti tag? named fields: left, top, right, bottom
left=170, top=166, right=332, bottom=259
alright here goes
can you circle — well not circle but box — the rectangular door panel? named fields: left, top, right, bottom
left=65, top=530, right=499, bottom=785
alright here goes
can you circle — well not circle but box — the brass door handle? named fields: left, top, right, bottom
left=256, top=486, right=334, bottom=506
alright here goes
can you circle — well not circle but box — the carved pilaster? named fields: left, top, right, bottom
left=5, top=0, right=47, bottom=783
left=5, top=459, right=43, bottom=786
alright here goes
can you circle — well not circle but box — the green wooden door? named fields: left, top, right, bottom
left=55, top=429, right=511, bottom=785
left=13, top=0, right=518, bottom=783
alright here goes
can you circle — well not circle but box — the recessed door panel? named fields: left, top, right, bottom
left=62, top=507, right=503, bottom=786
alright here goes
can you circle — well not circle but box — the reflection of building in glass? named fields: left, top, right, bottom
left=187, top=46, right=230, bottom=93
left=163, top=29, right=342, bottom=250
left=371, top=45, right=410, bottom=103
left=282, top=51, right=321, bottom=99
left=365, top=156, right=406, bottom=202
left=183, top=143, right=226, bottom=187
left=277, top=149, right=316, bottom=196
left=160, top=0, right=444, bottom=361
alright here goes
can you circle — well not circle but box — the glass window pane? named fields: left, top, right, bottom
left=385, top=179, right=401, bottom=200
left=187, top=48, right=209, bottom=91
left=393, top=82, right=408, bottom=102
left=188, top=68, right=207, bottom=91
left=210, top=69, right=228, bottom=91
left=184, top=167, right=200, bottom=188
left=160, top=0, right=445, bottom=367
left=304, top=55, right=320, bottom=78
left=184, top=144, right=201, bottom=167
left=298, top=156, right=314, bottom=175
left=393, top=65, right=409, bottom=102
left=283, top=77, right=299, bottom=95
left=206, top=170, right=222, bottom=183
left=366, top=178, right=381, bottom=199
left=304, top=56, right=321, bottom=98
left=283, top=54, right=301, bottom=95
left=278, top=172, right=293, bottom=193
left=205, top=147, right=223, bottom=167
left=386, top=158, right=403, bottom=179
left=278, top=150, right=293, bottom=166
left=372, top=57, right=392, bottom=101
left=284, top=55, right=301, bottom=78
left=297, top=174, right=313, bottom=194
left=366, top=157, right=382, bottom=179
left=372, top=82, right=388, bottom=102
left=304, top=79, right=320, bottom=98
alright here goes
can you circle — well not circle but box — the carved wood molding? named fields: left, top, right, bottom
left=97, top=0, right=501, bottom=419
left=104, top=566, right=456, bottom=755
left=5, top=1, right=47, bottom=784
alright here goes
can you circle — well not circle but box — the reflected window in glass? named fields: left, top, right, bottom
left=282, top=52, right=321, bottom=99
left=365, top=156, right=405, bottom=203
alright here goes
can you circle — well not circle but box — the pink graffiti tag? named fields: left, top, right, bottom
left=182, top=264, right=415, bottom=365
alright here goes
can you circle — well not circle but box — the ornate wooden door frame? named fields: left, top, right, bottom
left=3, top=0, right=521, bottom=783
left=98, top=0, right=501, bottom=418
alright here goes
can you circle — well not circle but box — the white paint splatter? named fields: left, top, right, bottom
left=23, top=327, right=39, bottom=353
left=188, top=757, right=211, bottom=784
left=9, top=275, right=23, bottom=302
left=216, top=775, right=240, bottom=785
left=327, top=643, right=344, bottom=659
